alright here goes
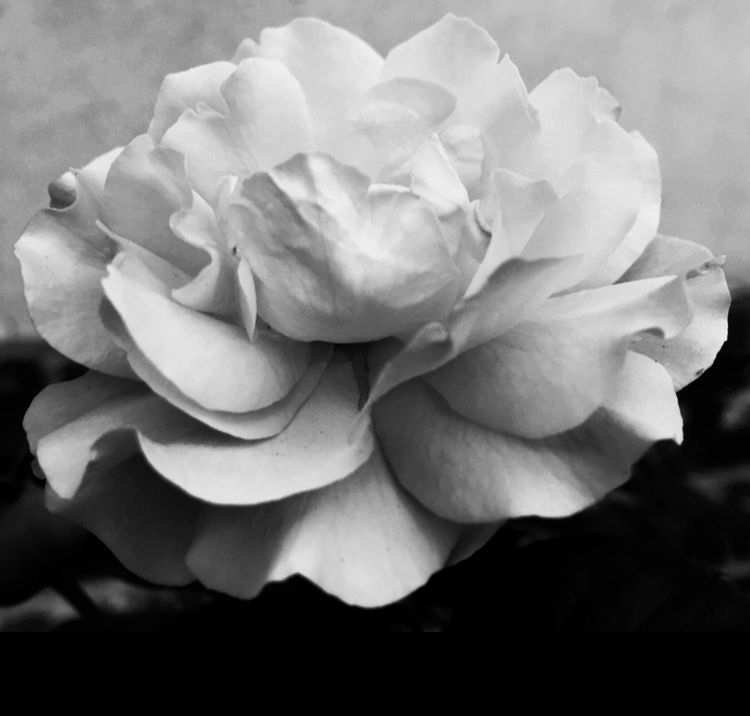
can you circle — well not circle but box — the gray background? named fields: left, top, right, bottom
left=2, top=0, right=748, bottom=335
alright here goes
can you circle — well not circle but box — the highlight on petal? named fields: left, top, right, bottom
left=227, top=152, right=461, bottom=343
left=375, top=349, right=682, bottom=524
left=148, top=61, right=236, bottom=142
left=161, top=58, right=314, bottom=202
left=621, top=234, right=730, bottom=389
left=253, top=17, right=383, bottom=135
left=101, top=261, right=311, bottom=413
left=186, top=446, right=461, bottom=607
left=425, top=274, right=692, bottom=439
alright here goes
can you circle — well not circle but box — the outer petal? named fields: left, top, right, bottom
left=161, top=58, right=314, bottom=203
left=228, top=152, right=460, bottom=343
left=375, top=351, right=682, bottom=523
left=425, top=275, right=691, bottom=438
left=46, top=457, right=198, bottom=586
left=621, top=234, right=730, bottom=389
left=254, top=17, right=383, bottom=135
left=15, top=146, right=132, bottom=377
left=27, top=361, right=374, bottom=508
left=186, top=446, right=460, bottom=607
left=14, top=212, right=130, bottom=377
left=101, top=262, right=310, bottom=413
left=135, top=359, right=375, bottom=505
left=148, top=61, right=236, bottom=142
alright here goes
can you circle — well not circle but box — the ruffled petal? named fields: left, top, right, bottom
left=161, top=58, right=314, bottom=203
left=254, top=17, right=383, bottom=136
left=228, top=152, right=460, bottom=343
left=15, top=147, right=131, bottom=376
left=148, top=61, right=235, bottom=142
left=46, top=457, right=198, bottom=586
left=375, top=350, right=682, bottom=523
left=101, top=261, right=310, bottom=413
left=364, top=255, right=582, bottom=411
left=100, top=134, right=206, bottom=274
left=15, top=211, right=129, bottom=377
left=425, top=274, right=692, bottom=438
left=621, top=234, right=730, bottom=389
left=135, top=358, right=375, bottom=505
left=186, top=446, right=460, bottom=607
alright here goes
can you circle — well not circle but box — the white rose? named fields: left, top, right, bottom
left=17, top=15, right=729, bottom=606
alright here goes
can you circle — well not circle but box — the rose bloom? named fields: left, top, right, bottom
left=17, top=15, right=729, bottom=606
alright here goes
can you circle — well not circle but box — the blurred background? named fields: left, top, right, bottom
left=2, top=0, right=750, bottom=630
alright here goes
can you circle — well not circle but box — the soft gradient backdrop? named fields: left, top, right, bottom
left=2, top=0, right=748, bottom=334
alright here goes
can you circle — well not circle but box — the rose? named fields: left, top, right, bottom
left=17, top=15, right=729, bottom=607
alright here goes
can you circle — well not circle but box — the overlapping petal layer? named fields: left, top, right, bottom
left=15, top=14, right=730, bottom=607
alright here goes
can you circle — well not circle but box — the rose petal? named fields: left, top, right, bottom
left=121, top=339, right=331, bottom=440
left=425, top=274, right=691, bottom=438
left=527, top=68, right=609, bottom=181
left=522, top=121, right=643, bottom=281
left=375, top=350, right=682, bottom=523
left=15, top=147, right=132, bottom=376
left=102, top=262, right=310, bottom=413
left=479, top=169, right=558, bottom=262
left=30, top=374, right=169, bottom=499
left=47, top=457, right=198, bottom=586
left=621, top=234, right=730, bottom=389
left=254, top=17, right=383, bottom=136
left=186, top=446, right=460, bottom=607
left=320, top=77, right=456, bottom=179
left=15, top=211, right=130, bottom=377
left=148, top=61, right=235, bottom=142
left=364, top=255, right=583, bottom=413
left=169, top=195, right=237, bottom=316
left=100, top=134, right=206, bottom=274
left=228, top=152, right=460, bottom=343
left=581, top=131, right=662, bottom=287
left=136, top=358, right=375, bottom=505
left=161, top=58, right=314, bottom=203
left=380, top=13, right=499, bottom=122
left=24, top=371, right=141, bottom=454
